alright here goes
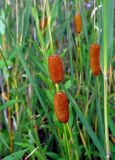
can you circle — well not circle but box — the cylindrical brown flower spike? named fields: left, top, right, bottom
left=74, top=13, right=82, bottom=33
left=48, top=54, right=64, bottom=83
left=90, top=44, right=101, bottom=76
left=54, top=92, right=69, bottom=123
left=39, top=17, right=47, bottom=30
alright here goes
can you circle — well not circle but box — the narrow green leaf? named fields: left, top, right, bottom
left=0, top=60, right=12, bottom=69
left=0, top=9, right=5, bottom=35
left=100, top=0, right=114, bottom=71
left=22, top=0, right=32, bottom=41
left=0, top=132, right=9, bottom=150
left=2, top=149, right=29, bottom=160
left=46, top=152, right=60, bottom=160
left=51, top=0, right=60, bottom=21
left=15, top=142, right=33, bottom=149
left=0, top=100, right=22, bottom=111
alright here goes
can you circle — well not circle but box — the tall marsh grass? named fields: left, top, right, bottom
left=0, top=0, right=114, bottom=160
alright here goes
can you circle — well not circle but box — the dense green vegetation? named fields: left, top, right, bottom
left=0, top=0, right=114, bottom=159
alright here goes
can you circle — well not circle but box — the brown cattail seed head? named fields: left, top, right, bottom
left=74, top=13, right=82, bottom=33
left=90, top=44, right=101, bottom=76
left=40, top=18, right=47, bottom=30
left=48, top=54, right=64, bottom=83
left=54, top=92, right=69, bottom=123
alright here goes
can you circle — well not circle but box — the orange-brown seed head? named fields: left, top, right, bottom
left=74, top=13, right=82, bottom=33
left=54, top=92, right=69, bottom=123
left=48, top=54, right=64, bottom=83
left=90, top=44, right=101, bottom=76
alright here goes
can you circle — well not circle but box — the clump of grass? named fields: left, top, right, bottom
left=0, top=0, right=114, bottom=160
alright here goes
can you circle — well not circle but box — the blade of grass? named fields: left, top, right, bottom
left=101, top=0, right=114, bottom=71
left=101, top=0, right=114, bottom=159
left=96, top=78, right=104, bottom=144
left=0, top=99, right=23, bottom=111
left=22, top=0, right=32, bottom=42
left=2, top=149, right=29, bottom=160
left=80, top=0, right=89, bottom=46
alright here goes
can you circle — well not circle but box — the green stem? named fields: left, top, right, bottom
left=96, top=78, right=104, bottom=144
left=46, top=0, right=54, bottom=53
left=103, top=0, right=107, bottom=72
left=67, top=123, right=79, bottom=160
left=68, top=23, right=74, bottom=92
left=78, top=35, right=83, bottom=80
left=103, top=0, right=110, bottom=159
left=6, top=80, right=13, bottom=153
left=63, top=124, right=71, bottom=160
left=16, top=0, right=19, bottom=44
left=77, top=121, right=91, bottom=160
left=55, top=84, right=59, bottom=92
left=104, top=78, right=110, bottom=159
left=12, top=77, right=19, bottom=125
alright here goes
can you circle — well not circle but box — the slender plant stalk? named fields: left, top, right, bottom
left=8, top=107, right=13, bottom=153
left=76, top=35, right=83, bottom=80
left=77, top=121, right=91, bottom=160
left=16, top=0, right=19, bottom=44
left=19, top=0, right=24, bottom=44
left=46, top=0, right=54, bottom=53
left=76, top=1, right=79, bottom=11
left=1, top=26, right=13, bottom=153
left=2, top=35, right=6, bottom=50
left=8, top=108, right=13, bottom=153
left=6, top=80, right=13, bottom=153
left=11, top=0, right=19, bottom=126
left=75, top=0, right=79, bottom=78
left=93, top=0, right=97, bottom=42
left=78, top=36, right=83, bottom=73
left=63, top=124, right=71, bottom=160
left=94, top=115, right=98, bottom=134
left=67, top=123, right=79, bottom=160
left=103, top=0, right=110, bottom=159
left=104, top=78, right=110, bottom=159
left=95, top=78, right=104, bottom=160
left=55, top=84, right=59, bottom=92
left=68, top=21, right=74, bottom=92
left=96, top=78, right=104, bottom=143
left=12, top=78, right=19, bottom=125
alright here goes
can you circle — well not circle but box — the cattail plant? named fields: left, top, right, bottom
left=54, top=91, right=69, bottom=123
left=48, top=54, right=64, bottom=83
left=74, top=11, right=83, bottom=81
left=90, top=44, right=101, bottom=76
left=74, top=13, right=82, bottom=33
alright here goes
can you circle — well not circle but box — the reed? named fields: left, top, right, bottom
left=0, top=0, right=114, bottom=159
